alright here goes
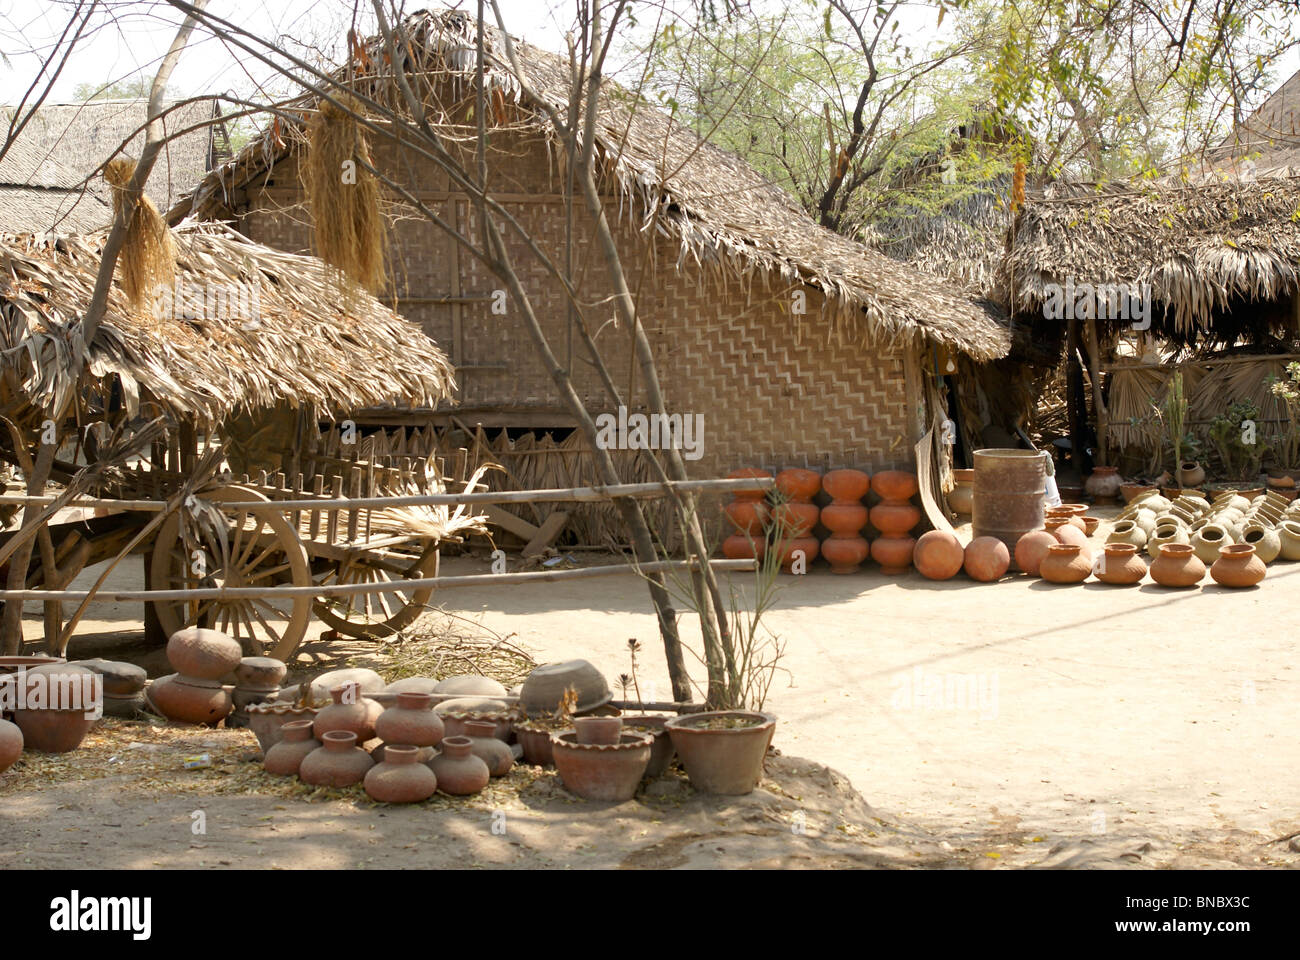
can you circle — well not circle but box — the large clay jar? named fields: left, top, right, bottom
left=1039, top=543, right=1092, bottom=584
left=299, top=730, right=374, bottom=787
left=463, top=719, right=514, bottom=777
left=1014, top=529, right=1058, bottom=576
left=869, top=471, right=920, bottom=574
left=947, top=468, right=974, bottom=516
left=914, top=530, right=964, bottom=580
left=1149, top=542, right=1206, bottom=588
left=1106, top=519, right=1147, bottom=550
left=1146, top=521, right=1189, bottom=559
left=774, top=468, right=821, bottom=571
left=1177, top=461, right=1206, bottom=488
left=429, top=736, right=490, bottom=795
left=819, top=468, right=870, bottom=574
left=774, top=534, right=819, bottom=572
left=0, top=717, right=22, bottom=774
left=1276, top=520, right=1300, bottom=561
left=1210, top=543, right=1266, bottom=588
left=722, top=468, right=771, bottom=560
left=166, top=627, right=242, bottom=681
left=263, top=719, right=320, bottom=776
left=1046, top=519, right=1091, bottom=560
left=1240, top=523, right=1281, bottom=564
left=374, top=692, right=445, bottom=749
left=150, top=674, right=235, bottom=726
left=13, top=663, right=98, bottom=752
left=313, top=681, right=383, bottom=743
left=964, top=536, right=1010, bottom=582
left=1094, top=543, right=1147, bottom=585
left=364, top=744, right=438, bottom=803
left=1084, top=465, right=1123, bottom=504
left=1190, top=523, right=1233, bottom=565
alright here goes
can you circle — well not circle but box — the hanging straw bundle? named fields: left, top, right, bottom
left=103, top=156, right=176, bottom=311
left=302, top=94, right=388, bottom=293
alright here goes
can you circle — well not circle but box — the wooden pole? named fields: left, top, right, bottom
left=1084, top=315, right=1108, bottom=466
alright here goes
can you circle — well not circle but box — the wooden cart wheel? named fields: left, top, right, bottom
left=149, top=485, right=313, bottom=661
left=313, top=541, right=439, bottom=639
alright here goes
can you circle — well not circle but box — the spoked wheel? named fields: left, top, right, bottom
left=149, top=485, right=313, bottom=661
left=313, top=541, right=439, bottom=639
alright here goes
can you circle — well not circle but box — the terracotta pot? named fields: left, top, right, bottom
left=722, top=533, right=766, bottom=560
left=774, top=468, right=821, bottom=503
left=1210, top=543, right=1266, bottom=588
left=1106, top=519, right=1147, bottom=550
left=913, top=530, right=964, bottom=580
left=1044, top=509, right=1087, bottom=532
left=619, top=715, right=675, bottom=779
left=869, top=499, right=921, bottom=537
left=374, top=691, right=445, bottom=748
left=1094, top=543, right=1147, bottom=585
left=1149, top=543, right=1206, bottom=587
left=0, top=717, right=22, bottom=774
left=515, top=722, right=565, bottom=765
left=102, top=692, right=145, bottom=719
left=1120, top=483, right=1157, bottom=504
left=820, top=536, right=869, bottom=574
left=574, top=715, right=623, bottom=745
left=663, top=710, right=775, bottom=795
left=963, top=536, right=1010, bottom=582
left=947, top=468, right=974, bottom=515
left=872, top=470, right=919, bottom=501
left=774, top=501, right=819, bottom=537
left=150, top=674, right=234, bottom=727
left=727, top=468, right=772, bottom=501
left=365, top=744, right=439, bottom=803
left=11, top=663, right=98, bottom=752
left=463, top=719, right=514, bottom=776
left=724, top=498, right=770, bottom=535
left=440, top=710, right=512, bottom=742
left=1039, top=543, right=1092, bottom=584
left=72, top=659, right=146, bottom=696
left=869, top=534, right=915, bottom=574
left=1081, top=516, right=1100, bottom=537
left=300, top=730, right=374, bottom=787
left=1013, top=529, right=1058, bottom=576
left=308, top=667, right=385, bottom=701
left=263, top=719, right=320, bottom=776
left=1084, top=465, right=1123, bottom=504
left=166, top=627, right=243, bottom=681
left=1056, top=503, right=1089, bottom=516
left=233, top=657, right=286, bottom=691
left=820, top=469, right=870, bottom=574
left=1177, top=461, right=1206, bottom=488
left=429, top=736, right=490, bottom=795
left=775, top=535, right=820, bottom=572
left=247, top=701, right=320, bottom=753
left=313, top=681, right=383, bottom=743
left=1146, top=522, right=1189, bottom=559
left=1276, top=520, right=1300, bottom=561
left=823, top=468, right=870, bottom=501
left=1190, top=523, right=1232, bottom=565
left=1240, top=524, right=1281, bottom=563
left=551, top=731, right=653, bottom=801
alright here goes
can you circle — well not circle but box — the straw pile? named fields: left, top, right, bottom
left=103, top=156, right=175, bottom=310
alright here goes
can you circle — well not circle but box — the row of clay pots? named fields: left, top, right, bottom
left=912, top=532, right=1011, bottom=582
left=1119, top=489, right=1300, bottom=565
left=1021, top=534, right=1265, bottom=588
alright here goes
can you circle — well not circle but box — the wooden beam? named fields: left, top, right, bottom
left=522, top=510, right=569, bottom=557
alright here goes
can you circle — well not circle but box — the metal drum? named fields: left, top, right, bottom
left=972, top=448, right=1048, bottom=557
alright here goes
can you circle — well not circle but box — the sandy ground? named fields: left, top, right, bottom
left=6, top=508, right=1300, bottom=869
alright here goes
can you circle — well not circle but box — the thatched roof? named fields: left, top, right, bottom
left=0, top=221, right=455, bottom=423
left=174, top=9, right=1009, bottom=361
left=1201, top=68, right=1300, bottom=180
left=1003, top=177, right=1300, bottom=345
left=0, top=99, right=221, bottom=232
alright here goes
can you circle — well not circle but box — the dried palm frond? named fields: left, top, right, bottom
left=103, top=156, right=175, bottom=310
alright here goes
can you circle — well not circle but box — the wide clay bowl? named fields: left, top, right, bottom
left=519, top=660, right=611, bottom=716
left=551, top=732, right=653, bottom=802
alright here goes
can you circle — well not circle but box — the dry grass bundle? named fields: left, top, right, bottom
left=366, top=608, right=536, bottom=687
left=103, top=156, right=175, bottom=310
left=302, top=94, right=387, bottom=293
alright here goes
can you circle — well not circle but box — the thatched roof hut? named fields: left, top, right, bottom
left=1199, top=68, right=1300, bottom=181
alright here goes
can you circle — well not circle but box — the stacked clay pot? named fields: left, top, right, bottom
left=75, top=659, right=146, bottom=718
left=914, top=530, right=964, bottom=581
left=373, top=691, right=444, bottom=763
left=151, top=628, right=239, bottom=726
left=721, top=468, right=771, bottom=561
left=12, top=662, right=98, bottom=753
left=819, top=469, right=870, bottom=574
left=869, top=471, right=920, bottom=574
left=773, top=468, right=821, bottom=572
left=313, top=681, right=383, bottom=744
left=300, top=730, right=374, bottom=787
left=264, top=719, right=320, bottom=776
left=230, top=656, right=287, bottom=728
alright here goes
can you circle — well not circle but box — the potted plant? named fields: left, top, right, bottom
left=1268, top=362, right=1300, bottom=483
left=1206, top=401, right=1268, bottom=496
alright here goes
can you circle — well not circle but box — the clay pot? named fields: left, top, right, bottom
left=724, top=497, right=771, bottom=535
left=439, top=705, right=512, bottom=742
left=149, top=674, right=234, bottom=726
left=721, top=469, right=773, bottom=560
left=573, top=716, right=622, bottom=745
left=867, top=471, right=919, bottom=574
left=166, top=627, right=242, bottom=681
left=308, top=667, right=385, bottom=701
left=1014, top=529, right=1058, bottom=576
left=1146, top=522, right=1189, bottom=559
left=869, top=534, right=915, bottom=574
left=1039, top=543, right=1091, bottom=584
left=72, top=659, right=146, bottom=696
left=1056, top=503, right=1089, bottom=517
left=263, top=719, right=320, bottom=776
left=913, top=530, right=964, bottom=580
left=822, top=468, right=870, bottom=505
left=773, top=500, right=819, bottom=537
left=365, top=744, right=439, bottom=803
left=1190, top=523, right=1232, bottom=565
left=11, top=663, right=98, bottom=752
left=429, top=736, right=490, bottom=795
left=374, top=692, right=445, bottom=748
left=872, top=470, right=919, bottom=501
left=1094, top=543, right=1147, bottom=585
left=1081, top=516, right=1101, bottom=537
left=619, top=715, right=675, bottom=779
left=820, top=536, right=869, bottom=574
left=869, top=499, right=921, bottom=537
left=247, top=701, right=320, bottom=753
left=1085, top=465, right=1123, bottom=503
left=723, top=532, right=767, bottom=561
left=820, top=468, right=870, bottom=574
left=1044, top=509, right=1087, bottom=532
left=463, top=719, right=514, bottom=776
left=520, top=660, right=611, bottom=716
left=0, top=717, right=22, bottom=774
left=1120, top=483, right=1157, bottom=504
left=774, top=468, right=822, bottom=503
left=102, top=692, right=145, bottom=719
left=1149, top=543, right=1206, bottom=587
left=234, top=657, right=286, bottom=691
left=663, top=710, right=775, bottom=795
left=947, top=468, right=974, bottom=515
left=727, top=468, right=773, bottom=502
left=964, top=536, right=1010, bottom=581
left=515, top=722, right=565, bottom=765
left=1276, top=520, right=1300, bottom=561
left=313, top=681, right=383, bottom=743
left=550, top=731, right=653, bottom=801
left=1106, top=519, right=1147, bottom=550
left=1177, top=461, right=1206, bottom=488
left=300, top=730, right=375, bottom=787
left=1210, top=543, right=1266, bottom=588
left=1240, top=524, right=1281, bottom=564
left=775, top=535, right=820, bottom=572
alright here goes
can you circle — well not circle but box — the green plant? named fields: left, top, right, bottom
left=1207, top=402, right=1267, bottom=482
left=1161, top=371, right=1187, bottom=472
left=1268, top=362, right=1300, bottom=470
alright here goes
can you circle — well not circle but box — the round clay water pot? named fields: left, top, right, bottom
left=871, top=470, right=919, bottom=501
left=374, top=691, right=445, bottom=748
left=233, top=657, right=286, bottom=691
left=299, top=730, right=374, bottom=787
left=463, top=719, right=514, bottom=776
left=149, top=674, right=234, bottom=727
left=1094, top=543, right=1147, bottom=585
left=1240, top=524, right=1282, bottom=564
left=573, top=715, right=623, bottom=745
left=1013, top=529, right=1058, bottom=576
left=1146, top=521, right=1189, bottom=559
left=947, top=468, right=974, bottom=515
left=664, top=710, right=775, bottom=796
left=429, top=736, right=490, bottom=795
left=263, top=719, right=320, bottom=776
left=1177, top=461, right=1206, bottom=488
left=869, top=499, right=921, bottom=537
left=820, top=535, right=869, bottom=574
left=776, top=535, right=820, bottom=571
left=773, top=501, right=819, bottom=536
left=822, top=468, right=870, bottom=503
left=1039, top=543, right=1092, bottom=584
left=1106, top=519, right=1147, bottom=550
left=308, top=667, right=385, bottom=701
left=166, top=627, right=242, bottom=681
left=551, top=731, right=653, bottom=802
left=723, top=533, right=766, bottom=560
left=313, top=681, right=383, bottom=743
left=1190, top=523, right=1232, bottom=565
left=1084, top=465, right=1123, bottom=503
left=0, top=717, right=22, bottom=774
left=364, top=744, right=438, bottom=803
left=775, top=468, right=822, bottom=503
left=820, top=500, right=868, bottom=535
left=71, top=658, right=146, bottom=696
left=1210, top=543, right=1266, bottom=588
left=1276, top=520, right=1300, bottom=561
left=724, top=498, right=770, bottom=534
left=963, top=536, right=1009, bottom=582
left=913, top=530, right=964, bottom=580
left=870, top=534, right=915, bottom=574
left=1045, top=519, right=1090, bottom=554
left=728, top=468, right=772, bottom=501
left=12, top=663, right=99, bottom=752
left=1044, top=509, right=1087, bottom=532
left=1149, top=543, right=1206, bottom=588
left=247, top=700, right=320, bottom=753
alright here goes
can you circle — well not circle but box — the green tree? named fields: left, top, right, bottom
left=73, top=77, right=168, bottom=101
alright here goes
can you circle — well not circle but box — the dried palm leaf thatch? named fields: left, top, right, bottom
left=103, top=156, right=175, bottom=310
left=302, top=94, right=387, bottom=293
left=363, top=461, right=492, bottom=541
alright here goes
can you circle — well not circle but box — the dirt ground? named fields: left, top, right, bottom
left=4, top=506, right=1300, bottom=869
